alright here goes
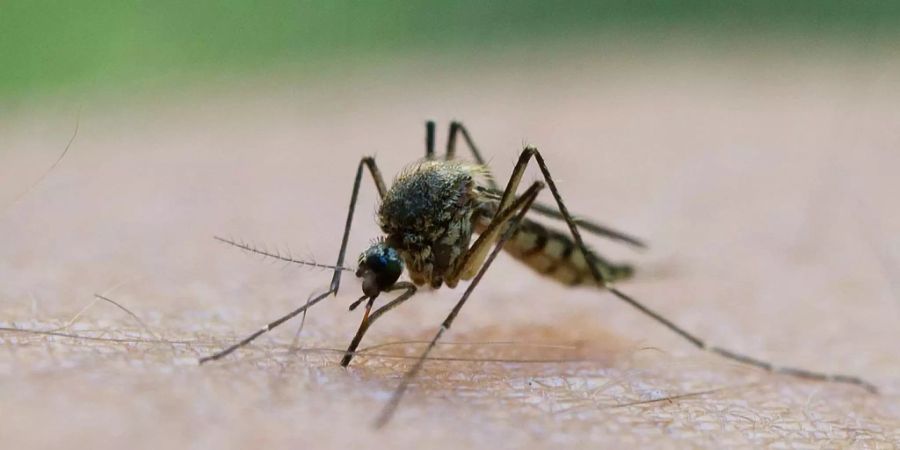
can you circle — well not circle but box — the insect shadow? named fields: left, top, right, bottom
left=200, top=121, right=878, bottom=428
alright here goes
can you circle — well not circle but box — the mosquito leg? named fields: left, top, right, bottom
left=375, top=180, right=544, bottom=428
left=444, top=121, right=499, bottom=189
left=479, top=187, right=647, bottom=249
left=515, top=196, right=646, bottom=249
left=340, top=282, right=417, bottom=367
left=516, top=146, right=878, bottom=393
left=446, top=121, right=645, bottom=249
left=199, top=289, right=333, bottom=363
left=452, top=186, right=546, bottom=282
left=331, top=156, right=388, bottom=294
left=343, top=297, right=376, bottom=366
left=200, top=156, right=389, bottom=364
left=425, top=121, right=436, bottom=160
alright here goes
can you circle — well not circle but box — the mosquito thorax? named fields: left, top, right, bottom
left=376, top=160, right=489, bottom=288
left=356, top=242, right=404, bottom=298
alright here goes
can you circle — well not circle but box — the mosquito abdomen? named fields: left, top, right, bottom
left=477, top=214, right=633, bottom=286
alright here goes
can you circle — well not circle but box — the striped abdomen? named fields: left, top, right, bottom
left=476, top=214, right=634, bottom=286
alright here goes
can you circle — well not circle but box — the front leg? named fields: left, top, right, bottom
left=340, top=282, right=417, bottom=367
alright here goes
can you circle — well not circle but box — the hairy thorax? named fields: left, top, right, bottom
left=378, top=160, right=489, bottom=288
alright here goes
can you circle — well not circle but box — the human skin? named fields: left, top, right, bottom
left=1, top=49, right=899, bottom=449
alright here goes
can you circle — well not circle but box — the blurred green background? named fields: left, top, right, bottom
left=2, top=1, right=899, bottom=102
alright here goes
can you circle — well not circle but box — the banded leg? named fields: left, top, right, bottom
left=200, top=156, right=389, bottom=364
left=434, top=120, right=646, bottom=248
left=340, top=282, right=417, bottom=367
left=375, top=178, right=545, bottom=427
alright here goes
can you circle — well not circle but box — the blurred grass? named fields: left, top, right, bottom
left=2, top=1, right=899, bottom=102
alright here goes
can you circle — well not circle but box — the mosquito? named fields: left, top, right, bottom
left=200, top=121, right=878, bottom=427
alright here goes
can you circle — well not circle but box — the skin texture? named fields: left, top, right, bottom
left=1, top=49, right=899, bottom=448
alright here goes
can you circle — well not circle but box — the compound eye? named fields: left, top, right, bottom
left=358, top=245, right=403, bottom=297
left=366, top=253, right=388, bottom=272
left=372, top=248, right=402, bottom=284
left=368, top=251, right=401, bottom=280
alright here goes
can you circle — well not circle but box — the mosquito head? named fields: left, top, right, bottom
left=356, top=241, right=403, bottom=298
